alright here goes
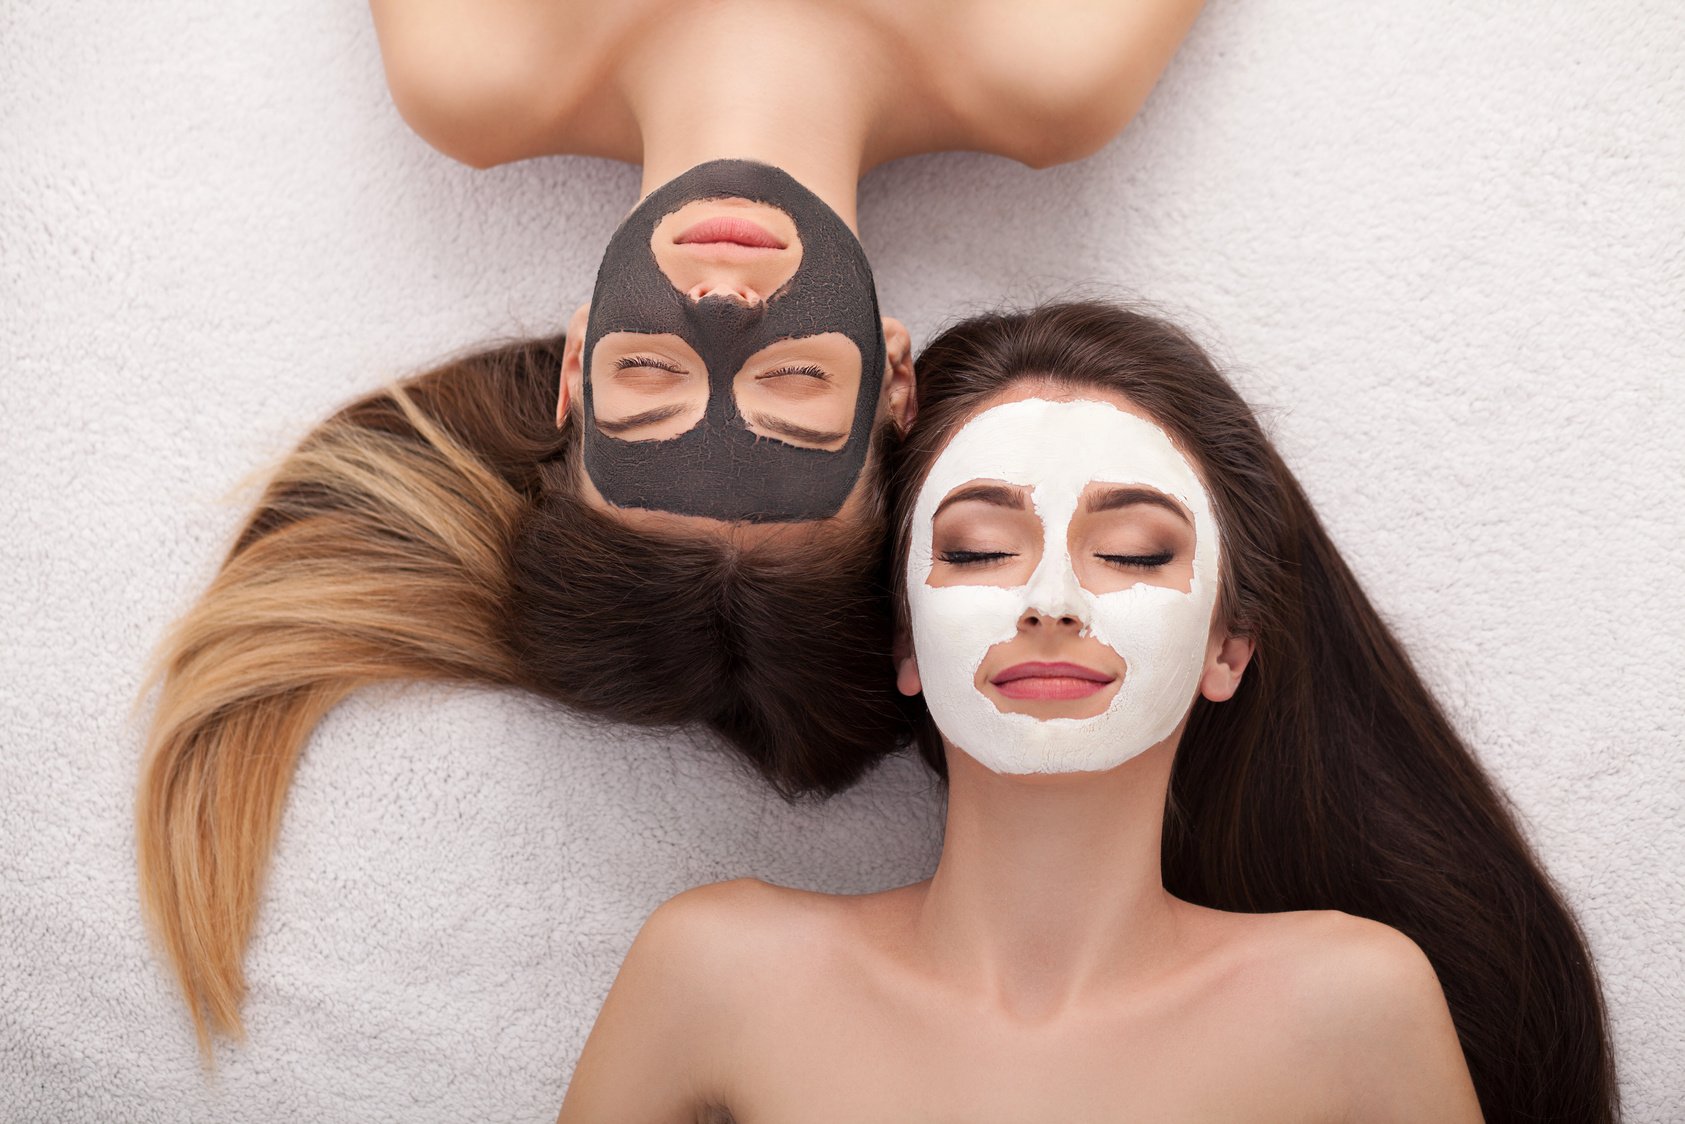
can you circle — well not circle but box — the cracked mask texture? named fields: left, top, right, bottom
left=582, top=160, right=886, bottom=522
left=907, top=398, right=1222, bottom=774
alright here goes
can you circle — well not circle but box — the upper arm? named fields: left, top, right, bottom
left=1310, top=916, right=1485, bottom=1124
left=557, top=880, right=765, bottom=1124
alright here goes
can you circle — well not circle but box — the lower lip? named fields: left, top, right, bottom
left=673, top=217, right=785, bottom=249
left=992, top=677, right=1114, bottom=701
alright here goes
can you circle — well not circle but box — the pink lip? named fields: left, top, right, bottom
left=989, top=662, right=1117, bottom=701
left=673, top=217, right=785, bottom=250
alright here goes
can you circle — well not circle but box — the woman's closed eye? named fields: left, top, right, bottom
left=757, top=363, right=830, bottom=382
left=615, top=354, right=687, bottom=378
left=938, top=549, right=1018, bottom=566
left=1097, top=550, right=1175, bottom=570
left=756, top=364, right=833, bottom=400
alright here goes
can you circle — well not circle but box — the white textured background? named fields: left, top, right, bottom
left=3, top=1, right=1680, bottom=1120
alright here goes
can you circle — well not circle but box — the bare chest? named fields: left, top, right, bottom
left=715, top=961, right=1340, bottom=1123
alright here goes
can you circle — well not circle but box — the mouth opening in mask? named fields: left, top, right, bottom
left=980, top=637, right=1126, bottom=720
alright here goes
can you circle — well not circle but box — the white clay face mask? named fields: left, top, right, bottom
left=906, top=397, right=1221, bottom=774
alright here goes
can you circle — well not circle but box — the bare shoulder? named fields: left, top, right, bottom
left=644, top=876, right=823, bottom=944
left=931, top=0, right=1208, bottom=167
left=368, top=0, right=640, bottom=168
left=558, top=878, right=824, bottom=1121
left=1172, top=905, right=1440, bottom=1007
left=1269, top=912, right=1449, bottom=1024
left=1232, top=910, right=1485, bottom=1123
left=635, top=877, right=844, bottom=993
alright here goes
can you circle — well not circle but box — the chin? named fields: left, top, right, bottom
left=985, top=685, right=1121, bottom=722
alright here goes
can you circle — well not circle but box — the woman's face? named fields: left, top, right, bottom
left=571, top=160, right=906, bottom=525
left=587, top=197, right=864, bottom=452
left=901, top=383, right=1229, bottom=775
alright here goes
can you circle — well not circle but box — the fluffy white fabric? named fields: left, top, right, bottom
left=2, top=0, right=1679, bottom=1119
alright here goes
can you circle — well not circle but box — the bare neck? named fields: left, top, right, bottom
left=635, top=123, right=865, bottom=232
left=617, top=3, right=883, bottom=228
left=910, top=733, right=1187, bottom=1020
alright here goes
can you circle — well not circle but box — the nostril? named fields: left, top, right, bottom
left=688, top=282, right=761, bottom=308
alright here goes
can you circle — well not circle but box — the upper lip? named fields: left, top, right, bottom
left=989, top=662, right=1116, bottom=685
left=673, top=217, right=786, bottom=249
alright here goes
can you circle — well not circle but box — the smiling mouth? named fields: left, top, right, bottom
left=989, top=662, right=1118, bottom=701
left=673, top=217, right=786, bottom=249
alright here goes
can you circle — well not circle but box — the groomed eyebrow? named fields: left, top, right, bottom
left=1085, top=485, right=1191, bottom=526
left=933, top=483, right=1030, bottom=519
left=596, top=404, right=690, bottom=435
left=747, top=412, right=848, bottom=448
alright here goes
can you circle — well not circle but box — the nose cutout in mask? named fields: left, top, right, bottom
left=1022, top=538, right=1092, bottom=627
left=581, top=159, right=887, bottom=523
left=906, top=398, right=1222, bottom=775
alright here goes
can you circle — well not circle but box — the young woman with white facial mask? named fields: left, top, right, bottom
left=558, top=304, right=1618, bottom=1123
left=136, top=3, right=1208, bottom=1051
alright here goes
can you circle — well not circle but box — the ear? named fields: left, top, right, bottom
left=894, top=629, right=922, bottom=698
left=881, top=316, right=917, bottom=432
left=558, top=302, right=591, bottom=428
left=1199, top=630, right=1255, bottom=703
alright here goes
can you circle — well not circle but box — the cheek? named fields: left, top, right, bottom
left=1087, top=583, right=1217, bottom=690
left=908, top=584, right=1025, bottom=681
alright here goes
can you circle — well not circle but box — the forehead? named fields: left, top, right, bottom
left=918, top=396, right=1205, bottom=510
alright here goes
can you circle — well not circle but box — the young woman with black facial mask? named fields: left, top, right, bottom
left=136, top=1, right=1209, bottom=1051
left=556, top=305, right=1618, bottom=1123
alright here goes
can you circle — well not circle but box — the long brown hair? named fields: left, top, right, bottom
left=888, top=303, right=1619, bottom=1123
left=137, top=335, right=909, bottom=1049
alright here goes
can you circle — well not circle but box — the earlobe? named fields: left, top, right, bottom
left=895, top=651, right=922, bottom=698
left=896, top=633, right=923, bottom=694
left=555, top=375, right=571, bottom=429
left=1199, top=634, right=1256, bottom=703
left=881, top=316, right=917, bottom=431
left=559, top=303, right=591, bottom=429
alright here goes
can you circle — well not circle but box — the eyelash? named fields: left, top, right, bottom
left=759, top=364, right=829, bottom=382
left=1099, top=551, right=1175, bottom=570
left=616, top=355, right=684, bottom=374
left=937, top=550, right=1175, bottom=569
left=938, top=550, right=1015, bottom=566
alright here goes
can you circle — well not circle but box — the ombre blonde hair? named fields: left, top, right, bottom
left=137, top=335, right=910, bottom=1050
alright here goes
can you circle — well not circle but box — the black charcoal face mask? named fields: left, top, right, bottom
left=582, top=159, right=886, bottom=523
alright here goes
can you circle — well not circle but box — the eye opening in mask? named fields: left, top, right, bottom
left=924, top=477, right=1198, bottom=596
left=733, top=331, right=864, bottom=451
left=588, top=332, right=709, bottom=442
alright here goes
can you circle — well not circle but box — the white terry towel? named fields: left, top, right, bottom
left=2, top=0, right=1681, bottom=1120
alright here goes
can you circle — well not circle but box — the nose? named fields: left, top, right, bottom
left=1017, top=604, right=1085, bottom=631
left=1020, top=551, right=1089, bottom=630
left=687, top=280, right=763, bottom=306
